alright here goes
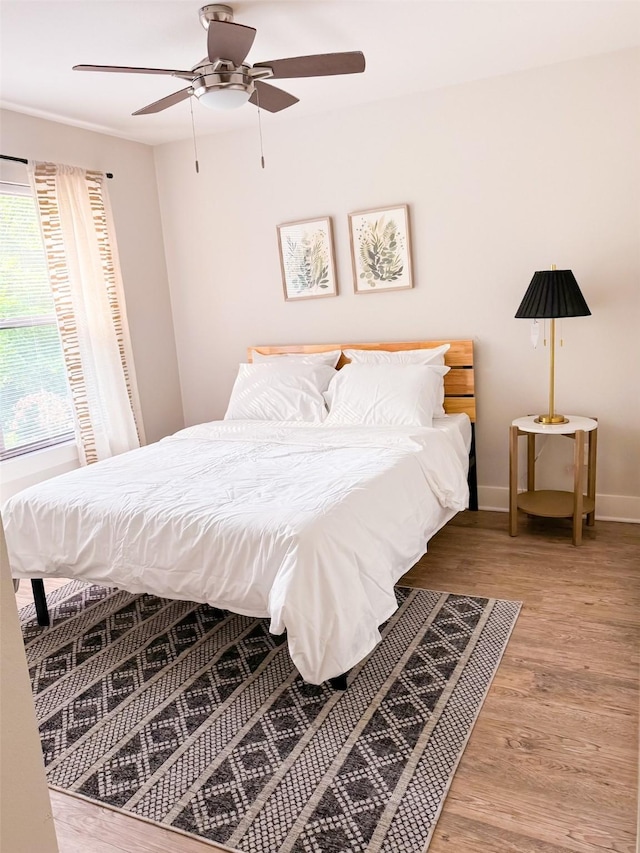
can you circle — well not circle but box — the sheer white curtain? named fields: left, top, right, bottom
left=27, top=161, right=143, bottom=464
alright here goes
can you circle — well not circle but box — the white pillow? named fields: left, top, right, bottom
left=224, top=362, right=335, bottom=422
left=343, top=344, right=450, bottom=365
left=342, top=345, right=450, bottom=414
left=252, top=349, right=341, bottom=368
left=324, top=363, right=450, bottom=428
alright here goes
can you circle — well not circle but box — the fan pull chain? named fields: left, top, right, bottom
left=189, top=96, right=200, bottom=174
left=256, top=88, right=265, bottom=169
left=560, top=318, right=564, bottom=346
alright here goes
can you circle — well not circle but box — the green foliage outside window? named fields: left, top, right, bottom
left=0, top=191, right=74, bottom=455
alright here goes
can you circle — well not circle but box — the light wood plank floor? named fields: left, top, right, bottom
left=15, top=511, right=639, bottom=853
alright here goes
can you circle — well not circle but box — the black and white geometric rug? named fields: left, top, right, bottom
left=21, top=581, right=520, bottom=852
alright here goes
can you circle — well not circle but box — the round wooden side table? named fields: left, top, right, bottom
left=509, top=415, right=597, bottom=546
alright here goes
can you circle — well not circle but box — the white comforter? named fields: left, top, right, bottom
left=5, top=420, right=469, bottom=684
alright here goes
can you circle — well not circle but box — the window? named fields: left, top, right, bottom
left=0, top=182, right=74, bottom=460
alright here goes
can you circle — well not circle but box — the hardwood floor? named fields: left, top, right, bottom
left=15, top=511, right=639, bottom=853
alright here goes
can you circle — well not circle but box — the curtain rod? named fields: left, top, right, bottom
left=0, top=154, right=113, bottom=179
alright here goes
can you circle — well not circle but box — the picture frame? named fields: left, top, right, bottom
left=276, top=216, right=338, bottom=301
left=348, top=204, right=413, bottom=294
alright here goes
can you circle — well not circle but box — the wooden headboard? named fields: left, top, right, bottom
left=248, top=339, right=475, bottom=422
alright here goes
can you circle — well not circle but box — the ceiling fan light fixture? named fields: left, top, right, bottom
left=197, top=86, right=251, bottom=109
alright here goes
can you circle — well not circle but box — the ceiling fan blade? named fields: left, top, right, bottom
left=132, top=87, right=192, bottom=116
left=253, top=51, right=365, bottom=79
left=207, top=20, right=256, bottom=65
left=73, top=64, right=195, bottom=77
left=249, top=80, right=299, bottom=113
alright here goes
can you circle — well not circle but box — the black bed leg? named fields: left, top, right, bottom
left=468, top=423, right=479, bottom=511
left=329, top=673, right=348, bottom=691
left=31, top=579, right=50, bottom=627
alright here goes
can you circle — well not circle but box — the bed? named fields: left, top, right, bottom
left=4, top=339, right=476, bottom=686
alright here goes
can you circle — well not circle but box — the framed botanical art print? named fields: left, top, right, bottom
left=348, top=204, right=413, bottom=293
left=277, top=216, right=338, bottom=301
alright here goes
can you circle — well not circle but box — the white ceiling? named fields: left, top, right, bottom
left=1, top=1, right=639, bottom=146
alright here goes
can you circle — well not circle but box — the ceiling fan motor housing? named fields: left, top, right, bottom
left=191, top=66, right=255, bottom=99
left=199, top=5, right=234, bottom=29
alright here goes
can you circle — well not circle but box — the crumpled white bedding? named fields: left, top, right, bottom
left=4, top=418, right=470, bottom=684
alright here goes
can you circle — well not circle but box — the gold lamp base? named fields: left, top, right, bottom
left=535, top=413, right=569, bottom=425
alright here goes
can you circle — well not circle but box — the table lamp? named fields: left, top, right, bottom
left=515, top=265, right=591, bottom=424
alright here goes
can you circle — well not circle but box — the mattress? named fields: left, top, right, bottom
left=4, top=417, right=470, bottom=683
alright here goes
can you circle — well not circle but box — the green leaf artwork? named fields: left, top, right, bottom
left=355, top=214, right=405, bottom=287
left=284, top=228, right=331, bottom=296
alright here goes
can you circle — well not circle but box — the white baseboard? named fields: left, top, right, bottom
left=478, top=486, right=640, bottom=523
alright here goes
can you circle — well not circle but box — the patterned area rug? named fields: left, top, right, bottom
left=21, top=581, right=520, bottom=852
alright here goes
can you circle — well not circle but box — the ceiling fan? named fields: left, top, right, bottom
left=73, top=3, right=366, bottom=116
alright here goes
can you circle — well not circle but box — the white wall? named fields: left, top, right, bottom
left=154, top=48, right=640, bottom=521
left=0, top=110, right=184, bottom=498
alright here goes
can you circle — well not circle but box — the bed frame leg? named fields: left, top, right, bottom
left=31, top=579, right=50, bottom=627
left=468, top=423, right=479, bottom=511
left=328, top=673, right=348, bottom=691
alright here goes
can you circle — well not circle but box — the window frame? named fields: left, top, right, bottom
left=0, top=180, right=76, bottom=462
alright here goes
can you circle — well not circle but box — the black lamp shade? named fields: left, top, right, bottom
left=515, top=269, right=591, bottom=319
